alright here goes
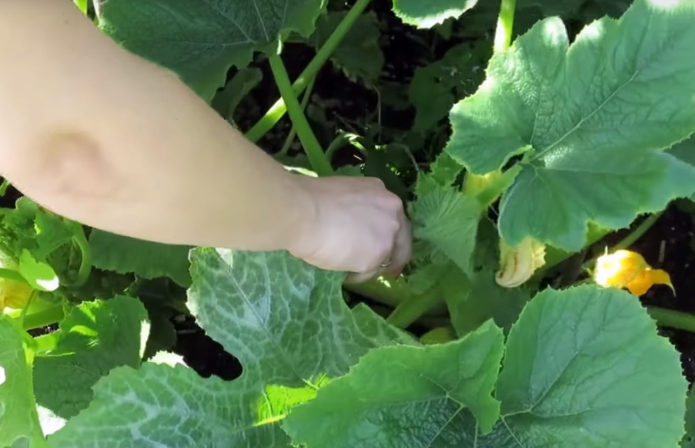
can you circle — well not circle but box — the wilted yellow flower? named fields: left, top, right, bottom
left=594, top=249, right=673, bottom=296
left=496, top=237, right=546, bottom=288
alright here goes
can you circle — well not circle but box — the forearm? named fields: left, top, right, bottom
left=0, top=1, right=313, bottom=250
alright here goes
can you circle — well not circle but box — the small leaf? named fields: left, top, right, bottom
left=411, top=184, right=481, bottom=275
left=284, top=321, right=505, bottom=447
left=409, top=43, right=488, bottom=131
left=310, top=11, right=384, bottom=85
left=18, top=249, right=59, bottom=292
left=393, top=0, right=479, bottom=29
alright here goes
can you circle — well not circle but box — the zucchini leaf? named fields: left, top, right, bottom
left=98, top=0, right=327, bottom=101
left=50, top=250, right=409, bottom=446
left=392, top=0, right=479, bottom=29
left=284, top=321, right=505, bottom=447
left=477, top=286, right=686, bottom=447
left=446, top=0, right=695, bottom=250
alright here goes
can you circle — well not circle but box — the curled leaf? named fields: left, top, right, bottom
left=495, top=237, right=545, bottom=288
left=594, top=249, right=673, bottom=296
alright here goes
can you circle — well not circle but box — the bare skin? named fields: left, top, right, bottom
left=0, top=1, right=411, bottom=280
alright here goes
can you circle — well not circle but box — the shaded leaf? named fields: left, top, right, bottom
left=89, top=229, right=191, bottom=287
left=310, top=11, right=384, bottom=85
left=211, top=67, right=263, bottom=123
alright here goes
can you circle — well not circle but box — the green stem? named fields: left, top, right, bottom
left=278, top=76, right=316, bottom=156
left=387, top=293, right=443, bottom=329
left=473, top=165, right=522, bottom=209
left=579, top=212, right=663, bottom=273
left=9, top=300, right=65, bottom=330
left=268, top=54, right=332, bottom=176
left=541, top=212, right=663, bottom=277
left=344, top=278, right=408, bottom=308
left=245, top=0, right=372, bottom=142
left=493, top=0, right=517, bottom=52
left=647, top=307, right=695, bottom=333
left=0, top=179, right=10, bottom=196
left=613, top=212, right=663, bottom=251
left=0, top=268, right=30, bottom=284
left=70, top=223, right=92, bottom=287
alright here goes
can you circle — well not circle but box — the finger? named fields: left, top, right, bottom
left=384, top=217, right=412, bottom=278
left=345, top=268, right=382, bottom=284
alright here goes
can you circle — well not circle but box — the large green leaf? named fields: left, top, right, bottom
left=284, top=320, right=505, bottom=447
left=411, top=184, right=481, bottom=275
left=392, top=0, right=479, bottom=29
left=0, top=317, right=45, bottom=447
left=50, top=250, right=409, bottom=446
left=33, top=296, right=149, bottom=421
left=47, top=363, right=294, bottom=448
left=446, top=0, right=695, bottom=250
left=99, top=0, right=326, bottom=100
left=89, top=229, right=192, bottom=286
left=477, top=285, right=687, bottom=447
left=187, top=249, right=378, bottom=388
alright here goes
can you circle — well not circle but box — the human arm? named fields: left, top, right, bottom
left=0, top=0, right=410, bottom=278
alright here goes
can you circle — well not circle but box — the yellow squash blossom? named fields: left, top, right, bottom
left=594, top=249, right=673, bottom=296
left=496, top=237, right=546, bottom=288
left=0, top=251, right=33, bottom=310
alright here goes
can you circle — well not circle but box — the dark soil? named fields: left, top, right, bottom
left=630, top=203, right=695, bottom=384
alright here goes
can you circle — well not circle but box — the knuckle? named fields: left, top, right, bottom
left=366, top=177, right=386, bottom=189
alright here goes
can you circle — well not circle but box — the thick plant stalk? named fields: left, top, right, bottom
left=344, top=278, right=409, bottom=308
left=278, top=77, right=316, bottom=156
left=268, top=54, right=332, bottom=176
left=387, top=293, right=444, bottom=329
left=493, top=0, right=516, bottom=52
left=647, top=307, right=695, bottom=333
left=245, top=0, right=372, bottom=142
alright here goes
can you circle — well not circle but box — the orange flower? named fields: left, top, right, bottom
left=594, top=249, right=673, bottom=296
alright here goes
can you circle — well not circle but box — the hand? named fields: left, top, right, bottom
left=288, top=175, right=411, bottom=282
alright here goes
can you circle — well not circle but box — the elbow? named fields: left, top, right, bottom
left=4, top=128, right=120, bottom=218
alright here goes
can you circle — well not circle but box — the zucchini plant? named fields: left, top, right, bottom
left=3, top=0, right=695, bottom=446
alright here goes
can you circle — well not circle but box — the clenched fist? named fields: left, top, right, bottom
left=288, top=176, right=411, bottom=282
